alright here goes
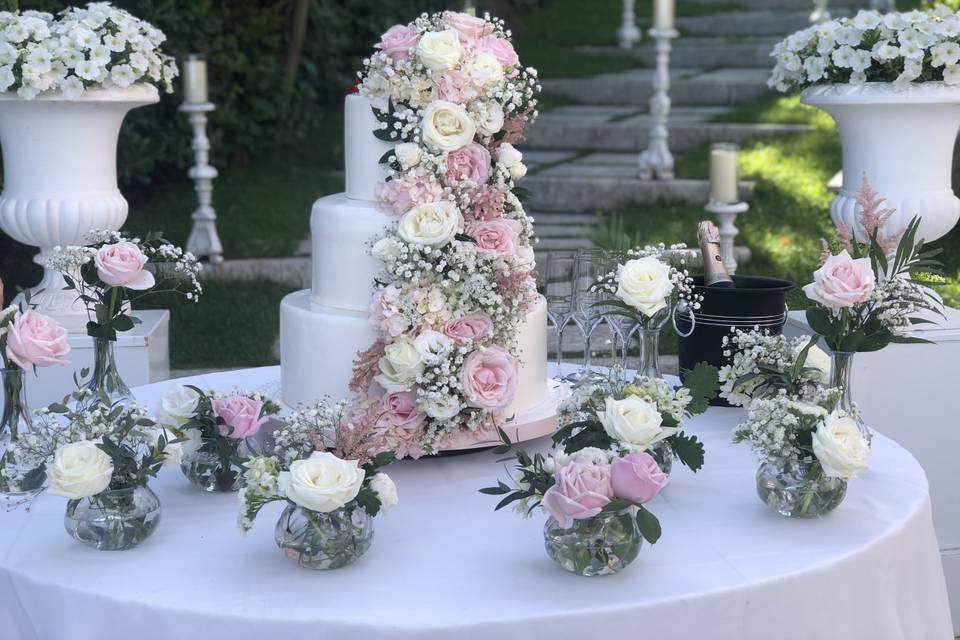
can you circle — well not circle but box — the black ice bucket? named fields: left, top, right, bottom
left=676, top=275, right=794, bottom=407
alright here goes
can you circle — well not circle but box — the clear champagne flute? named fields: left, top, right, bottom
left=569, top=248, right=608, bottom=384
left=543, top=251, right=577, bottom=379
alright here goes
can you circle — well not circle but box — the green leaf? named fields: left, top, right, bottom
left=669, top=433, right=705, bottom=472
left=636, top=505, right=662, bottom=544
left=494, top=492, right=527, bottom=511
left=805, top=307, right=834, bottom=339
left=792, top=334, right=820, bottom=380
left=682, top=362, right=719, bottom=415
left=112, top=313, right=135, bottom=333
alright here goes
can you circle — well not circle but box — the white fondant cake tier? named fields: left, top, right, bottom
left=279, top=290, right=550, bottom=419
left=310, top=193, right=394, bottom=312
left=344, top=93, right=392, bottom=202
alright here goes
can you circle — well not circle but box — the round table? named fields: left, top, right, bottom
left=0, top=366, right=953, bottom=640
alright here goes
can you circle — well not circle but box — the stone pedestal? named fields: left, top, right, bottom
left=21, top=310, right=170, bottom=409
left=785, top=308, right=960, bottom=634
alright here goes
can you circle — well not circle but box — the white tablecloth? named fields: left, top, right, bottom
left=0, top=366, right=953, bottom=640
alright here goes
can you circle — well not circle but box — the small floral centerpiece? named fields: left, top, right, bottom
left=348, top=10, right=542, bottom=455
left=46, top=230, right=202, bottom=405
left=239, top=400, right=398, bottom=570
left=158, top=386, right=280, bottom=493
left=482, top=364, right=717, bottom=576
left=590, top=245, right=700, bottom=378
left=2, top=389, right=178, bottom=549
left=0, top=288, right=71, bottom=496
left=0, top=3, right=178, bottom=99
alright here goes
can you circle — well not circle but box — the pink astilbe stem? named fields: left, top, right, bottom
left=350, top=340, right=386, bottom=392
left=854, top=174, right=903, bottom=254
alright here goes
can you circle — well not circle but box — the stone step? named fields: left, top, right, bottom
left=529, top=211, right=599, bottom=226
left=676, top=10, right=849, bottom=37
left=542, top=68, right=770, bottom=107
left=534, top=223, right=591, bottom=238
left=534, top=236, right=596, bottom=251
left=203, top=256, right=310, bottom=287
left=579, top=38, right=780, bottom=69
left=523, top=112, right=809, bottom=152
left=694, top=0, right=860, bottom=9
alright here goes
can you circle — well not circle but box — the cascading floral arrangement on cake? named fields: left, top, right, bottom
left=340, top=11, right=542, bottom=454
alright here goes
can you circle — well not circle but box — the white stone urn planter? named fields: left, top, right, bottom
left=0, top=84, right=159, bottom=331
left=802, top=81, right=960, bottom=245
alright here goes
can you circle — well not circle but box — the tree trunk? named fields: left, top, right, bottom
left=282, top=0, right=310, bottom=98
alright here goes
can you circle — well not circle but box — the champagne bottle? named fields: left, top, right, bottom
left=697, top=221, right=735, bottom=288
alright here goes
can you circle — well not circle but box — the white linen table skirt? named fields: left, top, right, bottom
left=0, top=365, right=953, bottom=640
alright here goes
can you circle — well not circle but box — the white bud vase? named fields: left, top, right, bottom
left=801, top=81, right=960, bottom=245
left=0, top=84, right=159, bottom=332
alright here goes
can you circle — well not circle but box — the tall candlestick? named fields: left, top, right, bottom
left=709, top=143, right=739, bottom=204
left=618, top=0, right=641, bottom=49
left=183, top=54, right=208, bottom=105
left=179, top=98, right=223, bottom=264
left=654, top=0, right=674, bottom=30
left=637, top=26, right=678, bottom=180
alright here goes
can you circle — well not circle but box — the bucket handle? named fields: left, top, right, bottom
left=672, top=299, right=696, bottom=338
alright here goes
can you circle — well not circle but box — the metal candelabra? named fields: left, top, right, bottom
left=618, top=0, right=641, bottom=49
left=704, top=200, right=748, bottom=275
left=179, top=101, right=223, bottom=264
left=638, top=27, right=678, bottom=180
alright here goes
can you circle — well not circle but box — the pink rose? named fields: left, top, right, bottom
left=542, top=459, right=613, bottom=527
left=212, top=395, right=268, bottom=439
left=445, top=143, right=491, bottom=185
left=467, top=219, right=521, bottom=256
left=4, top=310, right=70, bottom=370
left=460, top=345, right=517, bottom=410
left=376, top=24, right=420, bottom=60
left=94, top=242, right=155, bottom=290
left=379, top=391, right=424, bottom=430
left=442, top=11, right=492, bottom=40
left=803, top=250, right=875, bottom=309
left=443, top=313, right=494, bottom=342
left=478, top=35, right=518, bottom=67
left=611, top=451, right=668, bottom=504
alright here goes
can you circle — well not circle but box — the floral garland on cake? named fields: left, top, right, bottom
left=350, top=11, right=541, bottom=456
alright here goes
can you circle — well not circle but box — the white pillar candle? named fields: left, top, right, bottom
left=183, top=55, right=208, bottom=104
left=653, top=0, right=674, bottom=30
left=709, top=143, right=739, bottom=204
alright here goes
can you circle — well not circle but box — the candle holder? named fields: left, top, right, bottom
left=638, top=27, right=678, bottom=180
left=179, top=101, right=223, bottom=264
left=703, top=200, right=748, bottom=275
left=618, top=0, right=641, bottom=49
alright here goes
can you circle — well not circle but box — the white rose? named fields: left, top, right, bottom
left=414, top=329, right=452, bottom=365
left=514, top=245, right=536, bottom=271
left=615, top=257, right=673, bottom=317
left=812, top=412, right=869, bottom=480
left=799, top=344, right=832, bottom=384
left=370, top=472, right=398, bottom=511
left=468, top=51, right=504, bottom=87
left=496, top=142, right=527, bottom=179
left=48, top=440, right=114, bottom=499
left=475, top=102, right=505, bottom=137
left=599, top=396, right=676, bottom=449
left=398, top=201, right=463, bottom=247
left=416, top=29, right=462, bottom=70
left=159, top=385, right=200, bottom=427
left=278, top=451, right=365, bottom=513
left=421, top=100, right=476, bottom=152
left=144, top=426, right=184, bottom=468
left=371, top=237, right=401, bottom=261
left=424, top=393, right=461, bottom=420
left=561, top=447, right=612, bottom=466
left=374, top=339, right=425, bottom=392
left=394, top=142, right=421, bottom=169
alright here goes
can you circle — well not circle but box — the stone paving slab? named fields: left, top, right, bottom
left=677, top=10, right=849, bottom=37
left=579, top=39, right=780, bottom=69
left=695, top=0, right=860, bottom=8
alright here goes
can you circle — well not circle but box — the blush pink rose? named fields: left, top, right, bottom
left=467, top=219, right=521, bottom=255
left=542, top=459, right=614, bottom=527
left=611, top=451, right=668, bottom=504
left=478, top=35, right=518, bottom=67
left=379, top=390, right=424, bottom=430
left=803, top=250, right=875, bottom=309
left=442, top=10, right=492, bottom=40
left=460, top=345, right=517, bottom=410
left=94, top=242, right=155, bottom=290
left=445, top=143, right=491, bottom=185
left=4, top=310, right=70, bottom=369
left=443, top=313, right=494, bottom=342
left=212, top=395, right=268, bottom=439
left=376, top=24, right=420, bottom=60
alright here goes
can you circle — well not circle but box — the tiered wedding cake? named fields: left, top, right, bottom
left=280, top=95, right=548, bottom=416
left=279, top=10, right=551, bottom=455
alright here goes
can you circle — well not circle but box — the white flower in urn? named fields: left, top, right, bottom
left=277, top=451, right=366, bottom=513
left=615, top=257, right=673, bottom=317
left=416, top=29, right=462, bottom=70
left=496, top=143, right=527, bottom=179
left=48, top=441, right=114, bottom=500
left=398, top=201, right=463, bottom=247
left=374, top=339, right=425, bottom=392
left=812, top=412, right=870, bottom=480
left=421, top=100, right=476, bottom=152
left=599, top=395, right=677, bottom=449
left=370, top=473, right=399, bottom=511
